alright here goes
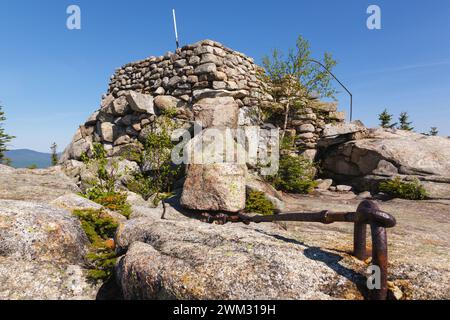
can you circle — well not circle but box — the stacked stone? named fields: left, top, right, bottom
left=290, top=98, right=345, bottom=160
left=60, top=91, right=159, bottom=162
left=62, top=40, right=270, bottom=163
left=106, top=39, right=269, bottom=125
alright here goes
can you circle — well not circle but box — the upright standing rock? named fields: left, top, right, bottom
left=181, top=95, right=246, bottom=212
left=181, top=163, right=247, bottom=212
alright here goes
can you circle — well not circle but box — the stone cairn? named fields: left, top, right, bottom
left=61, top=39, right=344, bottom=213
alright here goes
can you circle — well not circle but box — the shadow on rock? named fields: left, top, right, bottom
left=256, top=229, right=369, bottom=299
left=96, top=276, right=124, bottom=300
left=303, top=247, right=368, bottom=299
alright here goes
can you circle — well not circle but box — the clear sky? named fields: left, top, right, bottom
left=0, top=0, right=449, bottom=152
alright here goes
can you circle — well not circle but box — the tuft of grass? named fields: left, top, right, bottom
left=160, top=107, right=179, bottom=118
left=379, top=177, right=428, bottom=200
left=245, top=191, right=275, bottom=216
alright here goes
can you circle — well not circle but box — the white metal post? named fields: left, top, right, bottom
left=172, top=9, right=179, bottom=49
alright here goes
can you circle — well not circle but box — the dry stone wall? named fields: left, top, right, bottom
left=107, top=39, right=266, bottom=110
left=285, top=99, right=345, bottom=160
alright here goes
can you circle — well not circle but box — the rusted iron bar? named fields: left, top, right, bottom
left=370, top=224, right=388, bottom=300
left=238, top=210, right=356, bottom=225
left=354, top=200, right=395, bottom=300
left=201, top=200, right=396, bottom=300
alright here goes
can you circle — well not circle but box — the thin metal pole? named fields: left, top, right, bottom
left=306, top=59, right=353, bottom=122
left=350, top=94, right=353, bottom=124
left=172, top=9, right=179, bottom=49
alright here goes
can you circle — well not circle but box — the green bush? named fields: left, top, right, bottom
left=127, top=116, right=183, bottom=201
left=245, top=191, right=275, bottom=216
left=83, top=143, right=116, bottom=194
left=127, top=171, right=157, bottom=201
left=89, top=192, right=131, bottom=219
left=85, top=249, right=117, bottom=282
left=280, top=134, right=296, bottom=152
left=379, top=177, right=428, bottom=200
left=269, top=155, right=317, bottom=194
left=73, top=209, right=119, bottom=282
left=80, top=143, right=132, bottom=218
left=73, top=209, right=118, bottom=244
left=160, top=106, right=178, bottom=118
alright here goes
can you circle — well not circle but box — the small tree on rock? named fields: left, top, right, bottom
left=0, top=104, right=15, bottom=165
left=50, top=142, right=58, bottom=166
left=398, top=112, right=414, bottom=131
left=429, top=127, right=439, bottom=136
left=378, top=108, right=396, bottom=128
left=260, top=35, right=337, bottom=140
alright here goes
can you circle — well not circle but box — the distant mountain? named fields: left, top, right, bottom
left=5, top=149, right=54, bottom=168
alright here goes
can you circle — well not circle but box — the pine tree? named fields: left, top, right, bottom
left=429, top=127, right=439, bottom=136
left=378, top=109, right=396, bottom=128
left=50, top=142, right=58, bottom=166
left=0, top=104, right=15, bottom=164
left=398, top=112, right=414, bottom=131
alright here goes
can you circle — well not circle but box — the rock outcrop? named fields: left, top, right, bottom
left=0, top=199, right=97, bottom=299
left=180, top=96, right=247, bottom=212
left=0, top=165, right=80, bottom=202
left=113, top=193, right=450, bottom=300
left=0, top=200, right=88, bottom=264
left=1, top=163, right=448, bottom=300
left=0, top=166, right=98, bottom=299
left=320, top=128, right=450, bottom=199
left=114, top=205, right=365, bottom=300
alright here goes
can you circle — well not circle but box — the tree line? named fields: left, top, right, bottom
left=378, top=109, right=439, bottom=136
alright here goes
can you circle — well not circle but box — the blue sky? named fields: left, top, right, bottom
left=0, top=0, right=449, bottom=152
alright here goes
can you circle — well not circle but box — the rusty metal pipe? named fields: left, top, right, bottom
left=370, top=224, right=389, bottom=300
left=238, top=211, right=356, bottom=224
left=354, top=200, right=395, bottom=300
